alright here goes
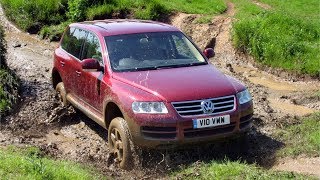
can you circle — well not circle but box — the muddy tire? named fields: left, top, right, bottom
left=56, top=82, right=68, bottom=106
left=108, top=117, right=134, bottom=170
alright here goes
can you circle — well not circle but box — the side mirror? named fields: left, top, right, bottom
left=81, top=58, right=101, bottom=71
left=203, top=48, right=215, bottom=59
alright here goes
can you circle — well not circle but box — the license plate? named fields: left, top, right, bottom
left=193, top=115, right=230, bottom=129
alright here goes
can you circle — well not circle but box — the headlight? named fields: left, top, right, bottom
left=237, top=89, right=252, bottom=104
left=132, top=102, right=168, bottom=114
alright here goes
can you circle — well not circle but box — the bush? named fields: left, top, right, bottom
left=233, top=11, right=320, bottom=76
left=39, top=22, right=69, bottom=42
left=134, top=0, right=169, bottom=20
left=0, top=25, right=19, bottom=116
left=86, top=4, right=115, bottom=20
left=67, top=0, right=88, bottom=22
left=0, top=24, right=6, bottom=67
left=0, top=0, right=67, bottom=33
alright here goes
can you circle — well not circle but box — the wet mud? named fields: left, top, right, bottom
left=0, top=2, right=320, bottom=179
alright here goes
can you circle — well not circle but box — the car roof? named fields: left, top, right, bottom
left=70, top=19, right=180, bottom=36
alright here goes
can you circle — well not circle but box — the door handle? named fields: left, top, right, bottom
left=76, top=71, right=81, bottom=77
left=60, top=61, right=65, bottom=67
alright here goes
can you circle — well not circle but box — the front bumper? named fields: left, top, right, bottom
left=126, top=101, right=253, bottom=149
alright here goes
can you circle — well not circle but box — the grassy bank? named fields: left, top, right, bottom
left=274, top=113, right=320, bottom=157
left=1, top=0, right=226, bottom=40
left=232, top=0, right=320, bottom=77
left=0, top=24, right=18, bottom=116
left=171, top=160, right=312, bottom=179
left=0, top=146, right=105, bottom=179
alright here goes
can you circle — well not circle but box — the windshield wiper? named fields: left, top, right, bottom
left=114, top=62, right=207, bottom=72
left=154, top=62, right=207, bottom=69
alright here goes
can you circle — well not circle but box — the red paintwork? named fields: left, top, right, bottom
left=53, top=19, right=253, bottom=148
left=112, top=65, right=244, bottom=102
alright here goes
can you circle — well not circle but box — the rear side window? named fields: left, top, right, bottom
left=61, top=27, right=88, bottom=59
left=82, top=32, right=103, bottom=64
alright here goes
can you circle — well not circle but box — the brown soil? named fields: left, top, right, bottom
left=274, top=157, right=320, bottom=177
left=1, top=2, right=320, bottom=179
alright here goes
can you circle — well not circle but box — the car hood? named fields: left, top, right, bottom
left=112, top=64, right=244, bottom=102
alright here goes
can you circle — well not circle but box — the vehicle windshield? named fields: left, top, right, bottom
left=105, top=32, right=207, bottom=72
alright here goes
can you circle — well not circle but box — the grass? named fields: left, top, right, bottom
left=0, top=0, right=226, bottom=39
left=0, top=0, right=67, bottom=33
left=161, top=0, right=226, bottom=15
left=232, top=0, right=320, bottom=77
left=195, top=15, right=213, bottom=24
left=274, top=113, right=320, bottom=157
left=171, top=160, right=313, bottom=179
left=0, top=146, right=105, bottom=179
left=39, top=21, right=70, bottom=41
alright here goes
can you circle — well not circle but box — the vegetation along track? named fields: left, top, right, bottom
left=0, top=1, right=319, bottom=178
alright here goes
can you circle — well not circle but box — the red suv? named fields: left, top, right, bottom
left=52, top=20, right=253, bottom=169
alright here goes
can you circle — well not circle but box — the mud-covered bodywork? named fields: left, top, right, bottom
left=52, top=19, right=253, bottom=149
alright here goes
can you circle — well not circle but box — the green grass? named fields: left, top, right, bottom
left=39, top=21, right=70, bottom=42
left=0, top=146, right=105, bottom=180
left=0, top=0, right=67, bottom=33
left=195, top=15, right=213, bottom=24
left=274, top=113, right=320, bottom=157
left=161, top=0, right=226, bottom=15
left=232, top=0, right=320, bottom=77
left=0, top=0, right=226, bottom=39
left=171, top=160, right=313, bottom=179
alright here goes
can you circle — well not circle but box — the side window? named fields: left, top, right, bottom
left=61, top=27, right=87, bottom=59
left=82, top=32, right=103, bottom=64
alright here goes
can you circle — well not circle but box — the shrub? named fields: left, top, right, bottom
left=0, top=25, right=6, bottom=67
left=39, top=22, right=69, bottom=42
left=67, top=0, right=88, bottom=22
left=0, top=0, right=67, bottom=33
left=86, top=4, right=115, bottom=20
left=134, top=0, right=169, bottom=20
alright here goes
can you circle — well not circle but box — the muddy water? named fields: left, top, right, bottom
left=233, top=65, right=320, bottom=116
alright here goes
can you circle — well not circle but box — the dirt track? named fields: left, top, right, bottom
left=0, top=2, right=320, bottom=178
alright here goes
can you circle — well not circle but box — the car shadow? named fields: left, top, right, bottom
left=139, top=118, right=284, bottom=174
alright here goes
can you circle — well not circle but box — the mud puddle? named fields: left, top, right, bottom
left=233, top=65, right=320, bottom=116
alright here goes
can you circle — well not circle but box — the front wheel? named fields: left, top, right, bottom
left=108, top=117, right=134, bottom=170
left=55, top=82, right=68, bottom=107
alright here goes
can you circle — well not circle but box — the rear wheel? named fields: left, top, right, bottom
left=108, top=117, right=134, bottom=170
left=55, top=82, right=68, bottom=106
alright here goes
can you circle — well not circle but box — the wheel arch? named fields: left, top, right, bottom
left=52, top=68, right=62, bottom=89
left=104, top=101, right=124, bottom=128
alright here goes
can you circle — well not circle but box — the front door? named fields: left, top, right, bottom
left=79, top=31, right=104, bottom=113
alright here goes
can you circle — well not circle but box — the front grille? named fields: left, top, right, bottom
left=172, top=95, right=236, bottom=116
left=141, top=126, right=177, bottom=139
left=184, top=122, right=236, bottom=138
